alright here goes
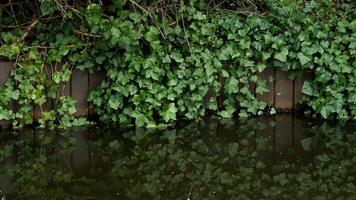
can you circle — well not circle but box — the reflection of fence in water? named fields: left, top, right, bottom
left=0, top=61, right=312, bottom=128
left=0, top=130, right=14, bottom=195
left=0, top=116, right=310, bottom=195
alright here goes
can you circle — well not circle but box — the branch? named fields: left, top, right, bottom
left=72, top=29, right=102, bottom=38
left=128, top=0, right=166, bottom=39
left=16, top=19, right=39, bottom=43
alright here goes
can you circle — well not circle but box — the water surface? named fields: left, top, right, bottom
left=0, top=114, right=355, bottom=199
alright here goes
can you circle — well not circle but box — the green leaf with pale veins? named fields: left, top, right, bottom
left=225, top=77, right=239, bottom=94
left=274, top=48, right=289, bottom=62
left=256, top=80, right=269, bottom=94
left=160, top=103, right=177, bottom=123
left=302, top=81, right=318, bottom=96
left=297, top=52, right=312, bottom=65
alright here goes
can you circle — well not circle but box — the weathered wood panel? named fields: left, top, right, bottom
left=275, top=70, right=294, bottom=109
left=88, top=71, right=106, bottom=114
left=89, top=71, right=106, bottom=91
left=33, top=65, right=53, bottom=119
left=62, top=80, right=71, bottom=97
left=294, top=71, right=313, bottom=107
left=257, top=68, right=275, bottom=106
left=0, top=62, right=13, bottom=128
left=0, top=62, right=12, bottom=86
left=217, top=74, right=226, bottom=108
left=249, top=82, right=256, bottom=97
left=71, top=69, right=89, bottom=117
left=217, top=62, right=230, bottom=107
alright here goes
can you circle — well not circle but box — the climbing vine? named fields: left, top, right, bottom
left=0, top=0, right=355, bottom=129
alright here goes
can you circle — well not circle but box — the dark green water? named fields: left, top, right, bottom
left=0, top=114, right=355, bottom=200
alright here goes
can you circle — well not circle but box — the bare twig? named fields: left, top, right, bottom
left=72, top=28, right=102, bottom=38
left=16, top=19, right=39, bottom=43
left=128, top=0, right=166, bottom=39
left=1, top=21, right=33, bottom=28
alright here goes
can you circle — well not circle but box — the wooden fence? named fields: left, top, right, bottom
left=0, top=62, right=312, bottom=128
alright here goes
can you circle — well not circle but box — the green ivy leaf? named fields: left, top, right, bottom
left=256, top=63, right=266, bottom=73
left=111, top=27, right=121, bottom=43
left=144, top=26, right=159, bottom=43
left=320, top=106, right=332, bottom=119
left=135, top=113, right=147, bottom=127
left=256, top=80, right=269, bottom=94
left=108, top=96, right=123, bottom=110
left=297, top=52, right=312, bottom=65
left=301, top=137, right=313, bottom=151
left=160, top=103, right=177, bottom=123
left=274, top=48, right=289, bottom=62
left=40, top=0, right=57, bottom=15
left=192, top=12, right=206, bottom=20
left=225, top=77, right=239, bottom=94
left=302, top=81, right=318, bottom=96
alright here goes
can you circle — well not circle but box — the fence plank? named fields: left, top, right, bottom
left=294, top=71, right=313, bottom=107
left=71, top=69, right=89, bottom=116
left=0, top=62, right=12, bottom=86
left=89, top=71, right=106, bottom=90
left=63, top=81, right=71, bottom=97
left=88, top=71, right=106, bottom=115
left=33, top=65, right=53, bottom=119
left=275, top=71, right=293, bottom=109
left=58, top=64, right=71, bottom=97
left=257, top=68, right=275, bottom=106
left=218, top=62, right=230, bottom=107
left=249, top=82, right=256, bottom=97
left=217, top=74, right=225, bottom=107
left=0, top=62, right=13, bottom=128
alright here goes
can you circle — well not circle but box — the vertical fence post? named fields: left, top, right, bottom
left=275, top=71, right=294, bottom=110
left=71, top=69, right=89, bottom=117
left=88, top=71, right=106, bottom=115
left=0, top=62, right=13, bottom=128
left=257, top=68, right=275, bottom=106
left=33, top=65, right=53, bottom=119
left=294, top=71, right=313, bottom=108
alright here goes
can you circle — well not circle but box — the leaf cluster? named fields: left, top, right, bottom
left=0, top=0, right=355, bottom=128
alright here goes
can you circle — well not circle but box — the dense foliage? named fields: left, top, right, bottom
left=0, top=0, right=355, bottom=128
left=0, top=119, right=355, bottom=199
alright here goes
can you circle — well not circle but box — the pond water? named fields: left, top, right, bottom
left=0, top=114, right=355, bottom=200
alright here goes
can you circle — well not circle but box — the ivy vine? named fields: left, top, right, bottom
left=0, top=0, right=355, bottom=129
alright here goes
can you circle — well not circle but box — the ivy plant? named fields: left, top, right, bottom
left=0, top=0, right=355, bottom=129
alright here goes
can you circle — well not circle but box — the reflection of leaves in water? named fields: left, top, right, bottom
left=0, top=119, right=355, bottom=199
left=301, top=137, right=313, bottom=151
